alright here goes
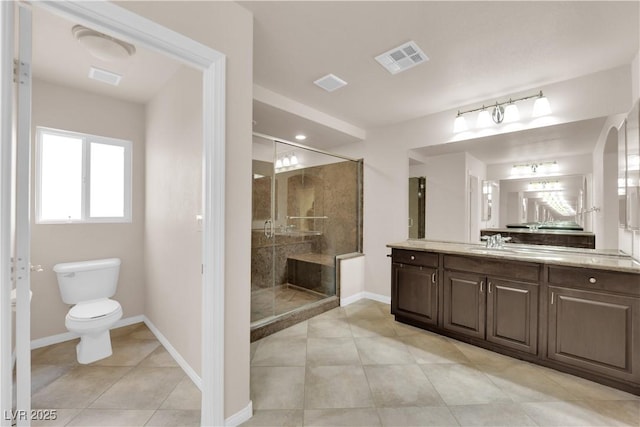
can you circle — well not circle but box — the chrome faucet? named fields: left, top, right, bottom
left=481, top=234, right=512, bottom=248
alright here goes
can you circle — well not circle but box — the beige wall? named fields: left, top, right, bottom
left=145, top=65, right=203, bottom=372
left=30, top=78, right=146, bottom=340
left=118, top=1, right=254, bottom=418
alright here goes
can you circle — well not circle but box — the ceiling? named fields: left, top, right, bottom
left=240, top=1, right=639, bottom=129
left=411, top=117, right=607, bottom=164
left=31, top=6, right=182, bottom=104
left=29, top=2, right=639, bottom=165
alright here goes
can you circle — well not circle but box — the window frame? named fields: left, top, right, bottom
left=35, top=126, right=133, bottom=224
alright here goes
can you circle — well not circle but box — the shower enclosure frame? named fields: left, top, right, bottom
left=251, top=132, right=363, bottom=327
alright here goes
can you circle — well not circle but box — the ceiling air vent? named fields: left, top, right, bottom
left=375, top=41, right=429, bottom=75
left=88, top=66, right=122, bottom=86
left=314, top=73, right=348, bottom=92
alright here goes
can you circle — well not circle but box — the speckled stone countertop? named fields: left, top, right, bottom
left=387, top=240, right=640, bottom=274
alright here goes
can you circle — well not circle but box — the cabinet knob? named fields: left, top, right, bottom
left=589, top=277, right=597, bottom=284
left=410, top=255, right=415, bottom=260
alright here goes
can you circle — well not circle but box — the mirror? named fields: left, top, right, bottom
left=482, top=180, right=498, bottom=221
left=408, top=177, right=426, bottom=238
left=626, top=100, right=640, bottom=229
left=619, top=118, right=627, bottom=228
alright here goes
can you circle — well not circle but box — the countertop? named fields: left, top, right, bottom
left=387, top=240, right=640, bottom=274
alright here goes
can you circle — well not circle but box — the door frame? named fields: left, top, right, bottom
left=0, top=1, right=227, bottom=425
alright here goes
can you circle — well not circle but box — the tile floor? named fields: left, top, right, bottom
left=251, top=285, right=327, bottom=323
left=26, top=323, right=201, bottom=426
left=244, top=299, right=640, bottom=427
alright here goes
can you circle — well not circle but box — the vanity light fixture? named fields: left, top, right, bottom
left=512, top=160, right=557, bottom=176
left=275, top=152, right=300, bottom=171
left=453, top=90, right=551, bottom=133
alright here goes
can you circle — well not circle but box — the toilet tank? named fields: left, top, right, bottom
left=53, top=258, right=121, bottom=304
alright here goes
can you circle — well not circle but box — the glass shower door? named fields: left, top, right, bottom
left=251, top=137, right=276, bottom=323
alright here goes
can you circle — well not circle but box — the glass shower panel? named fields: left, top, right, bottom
left=251, top=137, right=276, bottom=323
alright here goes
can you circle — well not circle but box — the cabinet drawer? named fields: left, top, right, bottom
left=547, top=266, right=640, bottom=297
left=392, top=249, right=438, bottom=267
left=444, top=255, right=539, bottom=282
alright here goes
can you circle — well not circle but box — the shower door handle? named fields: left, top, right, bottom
left=264, top=219, right=274, bottom=238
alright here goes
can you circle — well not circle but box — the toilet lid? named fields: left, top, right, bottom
left=68, top=299, right=121, bottom=320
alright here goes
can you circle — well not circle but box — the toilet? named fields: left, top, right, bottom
left=53, top=258, right=123, bottom=364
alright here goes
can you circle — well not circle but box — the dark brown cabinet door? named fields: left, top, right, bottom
left=486, top=278, right=538, bottom=354
left=391, top=263, right=438, bottom=325
left=548, top=286, right=640, bottom=382
left=443, top=270, right=485, bottom=339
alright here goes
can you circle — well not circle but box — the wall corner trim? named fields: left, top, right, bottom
left=224, top=400, right=253, bottom=427
left=340, top=291, right=391, bottom=306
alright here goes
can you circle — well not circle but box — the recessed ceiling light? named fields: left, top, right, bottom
left=375, top=41, right=428, bottom=75
left=314, top=73, right=348, bottom=92
left=295, top=134, right=306, bottom=141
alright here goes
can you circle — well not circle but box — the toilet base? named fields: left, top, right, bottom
left=76, top=329, right=113, bottom=364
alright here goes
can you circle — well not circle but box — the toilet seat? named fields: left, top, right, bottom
left=68, top=298, right=121, bottom=321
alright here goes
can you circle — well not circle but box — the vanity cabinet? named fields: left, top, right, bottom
left=546, top=266, right=640, bottom=383
left=443, top=266, right=538, bottom=354
left=391, top=249, right=438, bottom=326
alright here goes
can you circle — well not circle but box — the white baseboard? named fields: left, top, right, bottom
left=142, top=316, right=202, bottom=390
left=225, top=400, right=253, bottom=427
left=340, top=291, right=390, bottom=306
left=30, top=314, right=145, bottom=350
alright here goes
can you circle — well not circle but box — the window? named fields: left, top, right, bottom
left=36, top=127, right=132, bottom=223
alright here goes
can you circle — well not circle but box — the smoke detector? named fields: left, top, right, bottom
left=72, top=25, right=136, bottom=61
left=314, top=73, right=348, bottom=92
left=375, top=41, right=428, bottom=75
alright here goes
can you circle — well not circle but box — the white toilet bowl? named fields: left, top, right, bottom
left=53, top=258, right=122, bottom=364
left=65, top=298, right=123, bottom=364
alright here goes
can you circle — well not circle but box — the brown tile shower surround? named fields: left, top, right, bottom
left=244, top=299, right=640, bottom=427
left=26, top=323, right=201, bottom=426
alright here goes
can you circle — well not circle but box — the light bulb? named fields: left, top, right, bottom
left=275, top=159, right=282, bottom=169
left=532, top=95, right=551, bottom=117
left=477, top=109, right=492, bottom=128
left=290, top=154, right=298, bottom=165
left=503, top=103, right=520, bottom=123
left=283, top=156, right=290, bottom=167
left=453, top=115, right=467, bottom=133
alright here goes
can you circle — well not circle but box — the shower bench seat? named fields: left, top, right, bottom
left=287, top=253, right=336, bottom=296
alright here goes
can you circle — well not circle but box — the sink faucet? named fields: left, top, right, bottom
left=481, top=234, right=512, bottom=248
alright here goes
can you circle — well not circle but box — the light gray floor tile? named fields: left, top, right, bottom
left=90, top=367, right=185, bottom=410
left=304, top=408, right=382, bottom=426
left=349, top=316, right=398, bottom=337
left=31, top=366, right=131, bottom=409
left=138, top=346, right=180, bottom=368
left=267, top=320, right=309, bottom=339
left=252, top=337, right=307, bottom=367
left=145, top=409, right=201, bottom=426
left=449, top=403, right=537, bottom=426
left=92, top=338, right=160, bottom=367
left=66, top=408, right=155, bottom=426
left=160, top=376, right=201, bottom=410
left=313, top=306, right=347, bottom=320
left=355, top=336, right=415, bottom=365
left=251, top=366, right=306, bottom=410
left=538, top=367, right=640, bottom=401
left=304, top=365, right=374, bottom=409
left=31, top=363, right=76, bottom=394
left=306, top=337, right=360, bottom=366
left=449, top=340, right=519, bottom=372
left=521, top=400, right=615, bottom=426
left=401, top=333, right=471, bottom=364
left=484, top=362, right=578, bottom=402
left=344, top=300, right=388, bottom=320
left=365, top=365, right=444, bottom=407
left=110, top=323, right=148, bottom=339
left=31, top=339, right=80, bottom=366
left=583, top=400, right=640, bottom=426
left=420, top=363, right=511, bottom=406
left=239, top=409, right=303, bottom=426
left=307, top=317, right=352, bottom=338
left=377, top=406, right=459, bottom=427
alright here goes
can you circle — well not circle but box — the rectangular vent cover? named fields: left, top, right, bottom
left=314, top=73, right=348, bottom=92
left=89, top=66, right=122, bottom=86
left=375, top=41, right=429, bottom=75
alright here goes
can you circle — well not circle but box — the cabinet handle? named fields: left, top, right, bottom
left=551, top=292, right=555, bottom=305
left=480, top=280, right=484, bottom=293
left=431, top=272, right=436, bottom=283
left=589, top=277, right=597, bottom=284
left=488, top=282, right=492, bottom=293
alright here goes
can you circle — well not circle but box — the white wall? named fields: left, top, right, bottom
left=145, top=66, right=202, bottom=373
left=119, top=1, right=254, bottom=418
left=30, top=78, right=146, bottom=340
